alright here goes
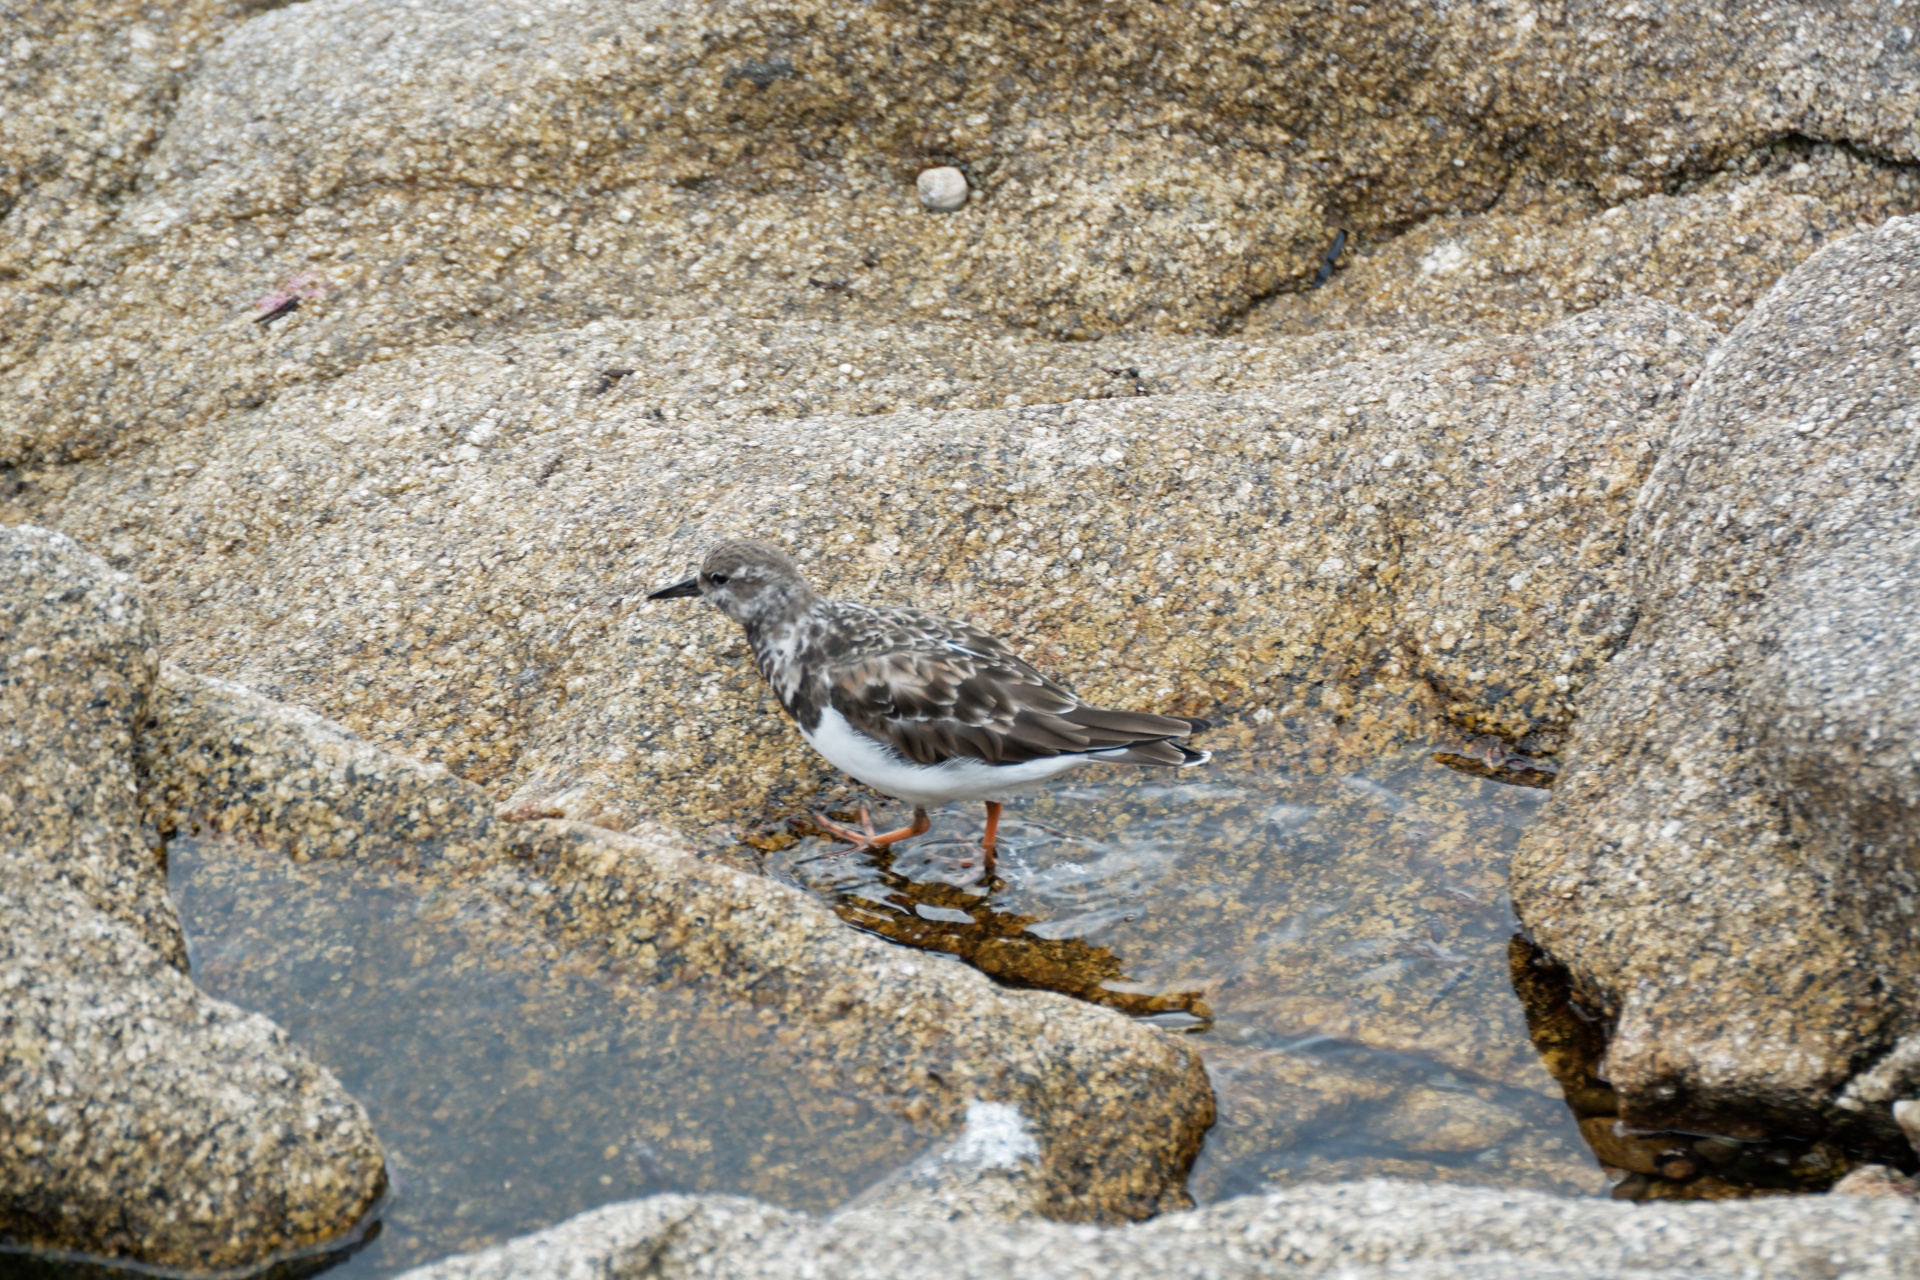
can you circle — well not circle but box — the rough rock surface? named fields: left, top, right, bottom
left=1513, top=215, right=1920, bottom=1155
left=15, top=301, right=1712, bottom=837
left=12, top=0, right=1920, bottom=1260
left=143, top=665, right=1214, bottom=1223
left=0, top=526, right=385, bottom=1271
left=9, top=0, right=1920, bottom=468
left=0, top=0, right=255, bottom=286
left=396, top=1178, right=1920, bottom=1280
left=0, top=524, right=177, bottom=963
left=1252, top=144, right=1920, bottom=338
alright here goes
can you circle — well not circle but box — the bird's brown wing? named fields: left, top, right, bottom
left=822, top=607, right=1203, bottom=767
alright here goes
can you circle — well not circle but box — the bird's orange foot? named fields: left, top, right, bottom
left=812, top=805, right=930, bottom=851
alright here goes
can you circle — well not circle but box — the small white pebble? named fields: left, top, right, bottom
left=917, top=166, right=969, bottom=213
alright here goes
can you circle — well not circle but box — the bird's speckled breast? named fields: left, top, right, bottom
left=744, top=608, right=833, bottom=732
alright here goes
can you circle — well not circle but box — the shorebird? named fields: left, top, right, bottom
left=648, top=538, right=1210, bottom=877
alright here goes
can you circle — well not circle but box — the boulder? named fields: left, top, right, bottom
left=394, top=1178, right=1920, bottom=1280
left=1513, top=215, right=1920, bottom=1155
left=0, top=526, right=385, bottom=1271
left=8, top=0, right=1920, bottom=466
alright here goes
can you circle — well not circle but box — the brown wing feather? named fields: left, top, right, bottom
left=822, top=605, right=1204, bottom=767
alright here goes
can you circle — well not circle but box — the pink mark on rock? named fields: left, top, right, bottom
left=253, top=271, right=331, bottom=325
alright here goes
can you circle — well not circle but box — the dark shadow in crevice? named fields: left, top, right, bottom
left=1510, top=935, right=1916, bottom=1200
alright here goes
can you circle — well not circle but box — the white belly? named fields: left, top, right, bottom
left=799, top=706, right=1090, bottom=806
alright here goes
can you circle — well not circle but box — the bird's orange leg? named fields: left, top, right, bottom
left=814, top=805, right=930, bottom=851
left=981, top=801, right=1002, bottom=877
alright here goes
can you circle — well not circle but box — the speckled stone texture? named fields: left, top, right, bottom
left=143, top=667, right=1213, bottom=1222
left=14, top=301, right=1711, bottom=837
left=1513, top=215, right=1920, bottom=1155
left=0, top=526, right=385, bottom=1270
left=1250, top=144, right=1920, bottom=338
left=9, top=0, right=1920, bottom=1256
left=9, top=0, right=1920, bottom=467
left=0, top=0, right=258, bottom=288
left=0, top=525, right=176, bottom=964
left=396, top=1178, right=1920, bottom=1280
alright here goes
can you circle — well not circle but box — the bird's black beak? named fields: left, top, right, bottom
left=647, top=577, right=701, bottom=600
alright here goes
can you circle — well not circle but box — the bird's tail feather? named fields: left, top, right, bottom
left=1061, top=705, right=1211, bottom=767
left=1088, top=739, right=1211, bottom=766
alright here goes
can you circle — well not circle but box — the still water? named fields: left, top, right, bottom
left=162, top=839, right=928, bottom=1277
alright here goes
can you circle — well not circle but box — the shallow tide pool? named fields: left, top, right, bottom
left=85, top=713, right=1604, bottom=1278
left=756, top=715, right=1604, bottom=1200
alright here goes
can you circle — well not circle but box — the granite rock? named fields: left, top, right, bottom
left=9, top=0, right=1920, bottom=466
left=1513, top=215, right=1920, bottom=1155
left=0, top=524, right=176, bottom=963
left=0, top=867, right=386, bottom=1270
left=394, top=1178, right=1920, bottom=1280
left=0, top=0, right=259, bottom=290
left=13, top=301, right=1712, bottom=839
left=0, top=525, right=385, bottom=1270
left=1252, top=144, right=1920, bottom=339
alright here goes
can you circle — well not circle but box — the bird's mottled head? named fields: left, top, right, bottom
left=647, top=538, right=818, bottom=628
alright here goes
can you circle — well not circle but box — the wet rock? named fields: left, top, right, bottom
left=396, top=1178, right=1920, bottom=1280
left=1898, top=1100, right=1920, bottom=1154
left=839, top=1100, right=1043, bottom=1220
left=1575, top=1118, right=1693, bottom=1179
left=1513, top=215, right=1920, bottom=1157
left=143, top=667, right=1213, bottom=1222
left=1190, top=1036, right=1595, bottom=1201
left=16, top=301, right=1712, bottom=839
left=0, top=525, right=385, bottom=1270
left=917, top=167, right=970, bottom=213
left=0, top=868, right=387, bottom=1269
left=1834, top=1165, right=1920, bottom=1201
left=1371, top=1087, right=1527, bottom=1156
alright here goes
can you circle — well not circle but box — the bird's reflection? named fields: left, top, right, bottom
left=750, top=813, right=1210, bottom=1025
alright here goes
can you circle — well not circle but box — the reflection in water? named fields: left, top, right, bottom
left=1511, top=937, right=1898, bottom=1198
left=757, top=818, right=1207, bottom=1021
left=164, top=839, right=925, bottom=1278
left=750, top=715, right=1607, bottom=1197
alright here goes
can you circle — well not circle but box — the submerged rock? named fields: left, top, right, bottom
left=1514, top=215, right=1920, bottom=1157
left=0, top=526, right=385, bottom=1271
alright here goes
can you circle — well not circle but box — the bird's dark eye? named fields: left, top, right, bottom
left=708, top=573, right=730, bottom=586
